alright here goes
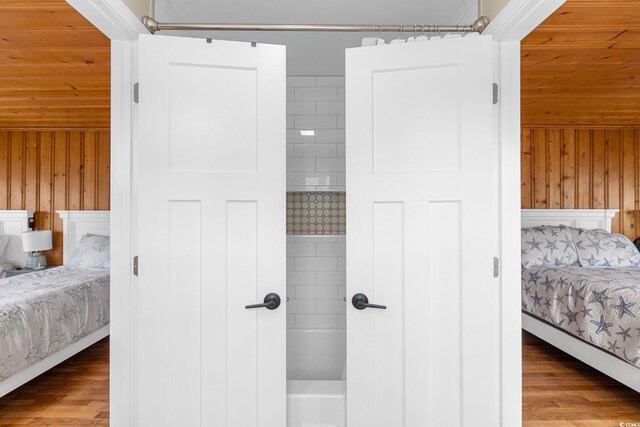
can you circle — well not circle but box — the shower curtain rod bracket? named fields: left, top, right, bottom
left=141, top=16, right=490, bottom=35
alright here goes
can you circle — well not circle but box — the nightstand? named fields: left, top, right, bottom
left=5, top=265, right=58, bottom=278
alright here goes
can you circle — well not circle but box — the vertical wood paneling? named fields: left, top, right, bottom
left=0, top=129, right=110, bottom=265
left=621, top=130, right=636, bottom=237
left=52, top=131, right=67, bottom=265
left=561, top=130, right=576, bottom=209
left=522, top=127, right=640, bottom=239
left=97, top=131, right=110, bottom=210
left=521, top=129, right=532, bottom=209
left=576, top=130, right=591, bottom=209
left=38, top=132, right=53, bottom=262
left=83, top=131, right=97, bottom=210
left=10, top=132, right=24, bottom=210
left=606, top=130, right=621, bottom=233
left=68, top=131, right=83, bottom=211
left=592, top=130, right=606, bottom=209
left=547, top=129, right=561, bottom=208
left=0, top=133, right=8, bottom=209
left=24, top=133, right=38, bottom=211
left=533, top=129, right=547, bottom=208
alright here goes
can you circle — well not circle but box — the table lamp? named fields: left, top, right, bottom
left=22, top=230, right=53, bottom=269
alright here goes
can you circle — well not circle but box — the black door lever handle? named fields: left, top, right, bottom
left=245, top=293, right=281, bottom=310
left=352, top=293, right=386, bottom=310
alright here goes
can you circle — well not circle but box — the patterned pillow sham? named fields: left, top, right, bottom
left=69, top=234, right=110, bottom=269
left=521, top=225, right=579, bottom=268
left=569, top=228, right=640, bottom=268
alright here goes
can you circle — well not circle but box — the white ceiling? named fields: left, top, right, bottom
left=154, top=0, right=477, bottom=75
left=159, top=0, right=465, bottom=25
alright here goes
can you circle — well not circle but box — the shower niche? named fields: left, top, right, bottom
left=285, top=76, right=347, bottom=427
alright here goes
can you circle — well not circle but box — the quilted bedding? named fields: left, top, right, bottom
left=0, top=266, right=109, bottom=380
left=522, top=265, right=640, bottom=367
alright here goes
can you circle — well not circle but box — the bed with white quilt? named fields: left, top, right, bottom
left=0, top=210, right=110, bottom=397
left=521, top=209, right=640, bottom=392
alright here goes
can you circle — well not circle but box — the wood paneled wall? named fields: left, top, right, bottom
left=0, top=130, right=109, bottom=265
left=521, top=128, right=640, bottom=239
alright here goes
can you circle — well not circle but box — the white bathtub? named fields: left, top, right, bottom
left=287, top=329, right=346, bottom=427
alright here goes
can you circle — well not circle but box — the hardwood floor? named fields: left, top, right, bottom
left=0, top=338, right=108, bottom=426
left=523, top=331, right=640, bottom=426
left=0, top=333, right=639, bottom=425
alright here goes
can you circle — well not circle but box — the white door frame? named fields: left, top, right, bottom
left=483, top=1, right=564, bottom=425
left=64, top=2, right=147, bottom=426
left=65, top=1, right=564, bottom=425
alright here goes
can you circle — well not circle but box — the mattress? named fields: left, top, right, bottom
left=0, top=266, right=109, bottom=381
left=522, top=265, right=640, bottom=367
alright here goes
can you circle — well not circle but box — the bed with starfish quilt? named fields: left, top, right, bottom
left=521, top=225, right=640, bottom=367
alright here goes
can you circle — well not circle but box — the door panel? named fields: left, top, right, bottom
left=346, top=35, right=499, bottom=426
left=135, top=34, right=286, bottom=427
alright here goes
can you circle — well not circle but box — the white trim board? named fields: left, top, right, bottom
left=487, top=5, right=565, bottom=426
left=0, top=326, right=110, bottom=398
left=65, top=0, right=148, bottom=41
left=495, top=40, right=522, bottom=427
left=108, top=39, right=136, bottom=427
left=57, top=210, right=111, bottom=265
left=484, top=0, right=566, bottom=41
left=521, top=209, right=619, bottom=232
left=0, top=210, right=34, bottom=268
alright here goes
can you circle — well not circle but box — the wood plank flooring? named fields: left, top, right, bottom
left=0, top=333, right=639, bottom=425
left=0, top=338, right=108, bottom=426
left=523, top=331, right=640, bottom=426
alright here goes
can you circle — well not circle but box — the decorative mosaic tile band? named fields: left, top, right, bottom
left=287, top=192, right=346, bottom=235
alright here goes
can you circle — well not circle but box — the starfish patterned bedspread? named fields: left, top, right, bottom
left=0, top=266, right=109, bottom=381
left=522, top=265, right=640, bottom=367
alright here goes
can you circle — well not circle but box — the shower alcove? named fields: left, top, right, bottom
left=285, top=76, right=348, bottom=427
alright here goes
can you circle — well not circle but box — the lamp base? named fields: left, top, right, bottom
left=25, top=252, right=47, bottom=270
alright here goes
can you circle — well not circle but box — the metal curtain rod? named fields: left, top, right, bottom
left=141, top=16, right=490, bottom=35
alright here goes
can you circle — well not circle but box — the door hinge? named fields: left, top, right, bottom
left=133, top=256, right=139, bottom=276
left=133, top=82, right=139, bottom=104
left=493, top=83, right=499, bottom=105
left=493, top=257, right=500, bottom=278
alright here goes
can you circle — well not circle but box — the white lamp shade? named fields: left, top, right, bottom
left=22, top=230, right=52, bottom=252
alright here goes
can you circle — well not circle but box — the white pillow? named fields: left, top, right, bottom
left=569, top=228, right=640, bottom=268
left=68, top=234, right=110, bottom=269
left=521, top=226, right=579, bottom=268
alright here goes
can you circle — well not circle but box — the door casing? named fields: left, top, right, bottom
left=64, top=1, right=566, bottom=425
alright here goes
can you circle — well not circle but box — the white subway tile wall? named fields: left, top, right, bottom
left=287, top=75, right=345, bottom=192
left=286, top=76, right=347, bottom=330
left=286, top=236, right=346, bottom=329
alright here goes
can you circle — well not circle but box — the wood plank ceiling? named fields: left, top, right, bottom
left=521, top=0, right=640, bottom=127
left=0, top=0, right=110, bottom=129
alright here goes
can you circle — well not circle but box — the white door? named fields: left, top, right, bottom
left=346, top=35, right=499, bottom=426
left=134, top=34, right=286, bottom=427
